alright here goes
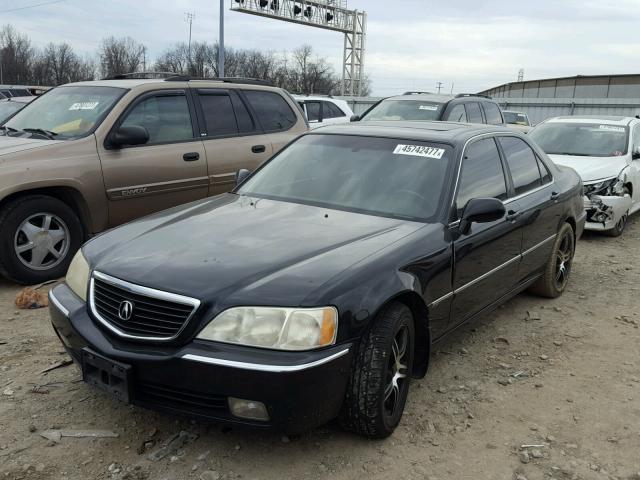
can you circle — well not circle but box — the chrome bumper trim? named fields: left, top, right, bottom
left=49, top=288, right=70, bottom=317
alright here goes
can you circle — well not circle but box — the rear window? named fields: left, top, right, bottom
left=244, top=90, right=297, bottom=132
left=362, top=100, right=444, bottom=121
left=199, top=93, right=238, bottom=137
left=483, top=103, right=503, bottom=125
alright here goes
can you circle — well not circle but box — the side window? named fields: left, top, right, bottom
left=120, top=93, right=193, bottom=144
left=305, top=101, right=321, bottom=122
left=198, top=93, right=238, bottom=137
left=446, top=104, right=467, bottom=122
left=465, top=102, right=483, bottom=123
left=537, top=156, right=552, bottom=184
left=498, top=136, right=542, bottom=195
left=456, top=138, right=507, bottom=214
left=483, top=103, right=503, bottom=125
left=244, top=90, right=297, bottom=132
left=323, top=101, right=345, bottom=119
left=229, top=91, right=256, bottom=134
left=633, top=124, right=640, bottom=151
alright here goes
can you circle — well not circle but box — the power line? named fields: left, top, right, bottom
left=2, top=0, right=68, bottom=13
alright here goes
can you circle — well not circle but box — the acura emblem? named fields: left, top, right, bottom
left=118, top=300, right=134, bottom=321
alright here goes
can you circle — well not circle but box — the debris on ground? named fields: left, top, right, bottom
left=39, top=359, right=73, bottom=374
left=148, top=431, right=198, bottom=462
left=40, top=429, right=119, bottom=443
left=15, top=287, right=49, bottom=309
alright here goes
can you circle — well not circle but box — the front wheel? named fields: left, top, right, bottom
left=529, top=222, right=575, bottom=298
left=0, top=195, right=83, bottom=284
left=604, top=210, right=628, bottom=237
left=340, top=302, right=414, bottom=438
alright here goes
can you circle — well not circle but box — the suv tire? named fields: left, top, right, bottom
left=340, top=302, right=414, bottom=438
left=0, top=195, right=83, bottom=284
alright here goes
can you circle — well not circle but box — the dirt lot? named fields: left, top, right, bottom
left=1, top=220, right=639, bottom=480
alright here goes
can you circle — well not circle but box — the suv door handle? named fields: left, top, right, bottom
left=506, top=209, right=522, bottom=222
left=183, top=152, right=200, bottom=162
left=252, top=145, right=266, bottom=154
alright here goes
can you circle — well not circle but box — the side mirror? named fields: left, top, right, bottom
left=235, top=168, right=251, bottom=187
left=110, top=125, right=149, bottom=148
left=350, top=114, right=360, bottom=122
left=459, top=197, right=506, bottom=234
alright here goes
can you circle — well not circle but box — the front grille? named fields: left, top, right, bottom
left=90, top=272, right=199, bottom=340
left=135, top=381, right=228, bottom=417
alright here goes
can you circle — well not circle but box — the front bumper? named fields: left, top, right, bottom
left=583, top=194, right=632, bottom=231
left=48, top=284, right=353, bottom=433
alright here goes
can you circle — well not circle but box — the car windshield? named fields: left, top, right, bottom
left=362, top=100, right=444, bottom=122
left=504, top=112, right=529, bottom=125
left=4, top=86, right=126, bottom=140
left=0, top=101, right=26, bottom=123
left=530, top=122, right=629, bottom=157
left=237, top=134, right=452, bottom=221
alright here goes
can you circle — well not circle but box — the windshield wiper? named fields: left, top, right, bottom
left=0, top=125, right=18, bottom=133
left=21, top=128, right=59, bottom=139
left=548, top=152, right=588, bottom=157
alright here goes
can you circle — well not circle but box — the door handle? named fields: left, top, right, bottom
left=251, top=145, right=266, bottom=154
left=183, top=152, right=200, bottom=161
left=506, top=209, right=522, bottom=222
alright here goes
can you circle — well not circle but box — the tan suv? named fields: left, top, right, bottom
left=0, top=76, right=309, bottom=284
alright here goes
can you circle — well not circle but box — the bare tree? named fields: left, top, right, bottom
left=99, top=36, right=145, bottom=78
left=0, top=25, right=35, bottom=84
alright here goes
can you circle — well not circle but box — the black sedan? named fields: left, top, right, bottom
left=49, top=121, right=585, bottom=438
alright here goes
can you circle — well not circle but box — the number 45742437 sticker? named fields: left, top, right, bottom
left=393, top=144, right=446, bottom=159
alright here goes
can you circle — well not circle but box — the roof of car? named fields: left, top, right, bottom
left=311, top=120, right=513, bottom=143
left=65, top=78, right=277, bottom=89
left=547, top=115, right=637, bottom=125
left=0, top=96, right=35, bottom=104
left=385, top=93, right=456, bottom=103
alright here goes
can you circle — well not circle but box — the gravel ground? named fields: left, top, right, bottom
left=1, top=219, right=639, bottom=480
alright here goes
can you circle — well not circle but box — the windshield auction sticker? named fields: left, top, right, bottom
left=393, top=144, right=446, bottom=159
left=599, top=125, right=625, bottom=132
left=418, top=105, right=439, bottom=111
left=68, top=102, right=100, bottom=111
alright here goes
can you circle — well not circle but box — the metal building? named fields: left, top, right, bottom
left=479, top=74, right=640, bottom=125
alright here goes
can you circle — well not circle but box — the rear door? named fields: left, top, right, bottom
left=194, top=89, right=273, bottom=195
left=496, top=135, right=560, bottom=280
left=450, top=136, right=523, bottom=327
left=98, top=89, right=208, bottom=227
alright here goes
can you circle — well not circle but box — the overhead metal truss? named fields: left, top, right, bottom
left=230, top=0, right=367, bottom=95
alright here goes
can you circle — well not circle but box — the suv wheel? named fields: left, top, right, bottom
left=340, top=302, right=414, bottom=438
left=0, top=195, right=83, bottom=284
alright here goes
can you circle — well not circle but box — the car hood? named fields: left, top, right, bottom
left=0, top=135, right=61, bottom=159
left=84, top=194, right=425, bottom=306
left=548, top=154, right=629, bottom=183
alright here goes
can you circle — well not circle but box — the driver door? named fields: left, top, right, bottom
left=98, top=89, right=208, bottom=227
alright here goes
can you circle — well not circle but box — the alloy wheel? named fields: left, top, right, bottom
left=554, top=231, right=573, bottom=291
left=383, top=325, right=409, bottom=421
left=14, top=213, right=70, bottom=271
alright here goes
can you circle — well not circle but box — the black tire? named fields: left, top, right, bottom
left=339, top=302, right=415, bottom=439
left=529, top=222, right=575, bottom=298
left=603, top=211, right=628, bottom=237
left=0, top=195, right=83, bottom=285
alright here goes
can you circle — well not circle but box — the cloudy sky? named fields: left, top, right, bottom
left=4, top=0, right=640, bottom=95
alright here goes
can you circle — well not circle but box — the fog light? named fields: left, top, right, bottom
left=228, top=397, right=270, bottom=421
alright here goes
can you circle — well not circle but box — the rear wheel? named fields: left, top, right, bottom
left=529, top=222, right=575, bottom=298
left=0, top=195, right=83, bottom=284
left=340, top=302, right=414, bottom=438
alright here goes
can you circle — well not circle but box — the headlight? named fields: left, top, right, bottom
left=66, top=250, right=90, bottom=301
left=196, top=306, right=338, bottom=351
left=585, top=177, right=623, bottom=196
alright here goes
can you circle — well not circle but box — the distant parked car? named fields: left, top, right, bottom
left=49, top=121, right=583, bottom=439
left=530, top=115, right=640, bottom=236
left=294, top=95, right=354, bottom=129
left=0, top=86, right=33, bottom=98
left=0, top=76, right=308, bottom=284
left=354, top=92, right=505, bottom=125
left=503, top=110, right=532, bottom=133
left=0, top=96, right=35, bottom=124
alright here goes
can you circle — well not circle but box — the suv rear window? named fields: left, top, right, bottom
left=464, top=103, right=483, bottom=123
left=483, top=103, right=503, bottom=125
left=244, top=90, right=297, bottom=133
left=362, top=100, right=444, bottom=121
left=198, top=93, right=238, bottom=137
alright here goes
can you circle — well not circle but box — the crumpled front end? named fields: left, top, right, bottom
left=583, top=177, right=632, bottom=231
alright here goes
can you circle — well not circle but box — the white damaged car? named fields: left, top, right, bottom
left=530, top=116, right=640, bottom=236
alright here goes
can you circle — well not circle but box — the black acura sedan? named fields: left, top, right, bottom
left=49, top=121, right=585, bottom=438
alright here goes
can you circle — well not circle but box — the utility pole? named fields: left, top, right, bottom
left=218, top=0, right=225, bottom=78
left=436, top=81, right=443, bottom=94
left=185, top=12, right=195, bottom=74
left=450, top=82, right=454, bottom=94
left=142, top=46, right=147, bottom=72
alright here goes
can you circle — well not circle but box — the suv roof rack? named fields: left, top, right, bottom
left=456, top=93, right=492, bottom=99
left=163, top=75, right=274, bottom=86
left=403, top=91, right=434, bottom=95
left=103, top=72, right=177, bottom=80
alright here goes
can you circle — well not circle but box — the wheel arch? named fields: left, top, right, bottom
left=0, top=187, right=92, bottom=238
